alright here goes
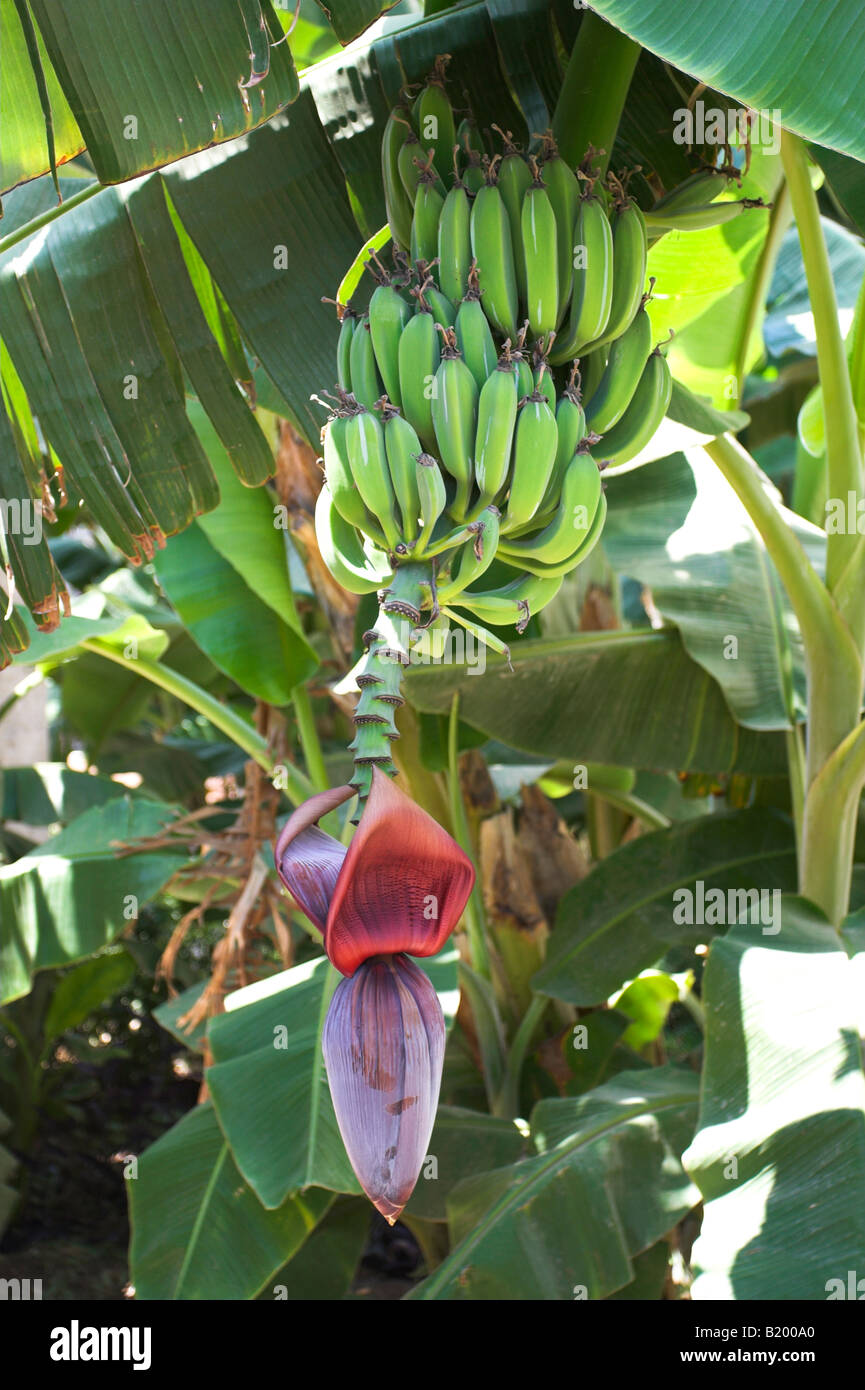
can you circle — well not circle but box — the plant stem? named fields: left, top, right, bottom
left=552, top=10, right=640, bottom=173
left=81, top=639, right=313, bottom=806
left=0, top=181, right=102, bottom=256
left=292, top=684, right=328, bottom=793
left=448, top=693, right=492, bottom=981
left=780, top=131, right=863, bottom=598
left=785, top=724, right=807, bottom=862
left=499, top=993, right=548, bottom=1119
left=734, top=177, right=792, bottom=408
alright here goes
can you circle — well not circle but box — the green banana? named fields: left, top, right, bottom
left=584, top=192, right=647, bottom=351
left=584, top=297, right=653, bottom=433
left=437, top=171, right=473, bottom=305
left=492, top=128, right=532, bottom=307
left=497, top=490, right=607, bottom=576
left=410, top=164, right=446, bottom=270
left=521, top=160, right=559, bottom=336
left=452, top=569, right=564, bottom=629
left=348, top=316, right=384, bottom=411
left=414, top=57, right=456, bottom=184
left=398, top=305, right=441, bottom=450
left=415, top=452, right=448, bottom=552
left=595, top=347, right=672, bottom=467
left=441, top=605, right=515, bottom=664
left=430, top=327, right=478, bottom=520
left=549, top=193, right=613, bottom=364
left=535, top=364, right=587, bottom=517
left=381, top=402, right=423, bottom=543
left=457, top=116, right=484, bottom=160
left=539, top=131, right=581, bottom=326
left=417, top=275, right=457, bottom=329
left=381, top=105, right=415, bottom=250
left=498, top=448, right=602, bottom=564
left=368, top=275, right=412, bottom=408
left=397, top=124, right=425, bottom=203
left=345, top=408, right=402, bottom=551
left=579, top=343, right=608, bottom=403
left=333, top=304, right=358, bottom=393
left=651, top=167, right=735, bottom=214
left=461, top=147, right=486, bottom=195
left=502, top=386, right=558, bottom=532
left=455, top=263, right=498, bottom=390
left=315, top=483, right=393, bottom=595
left=470, top=171, right=519, bottom=340
left=513, top=326, right=534, bottom=401
left=438, top=505, right=502, bottom=601
left=473, top=346, right=519, bottom=507
left=644, top=197, right=770, bottom=231
left=323, top=409, right=388, bottom=547
left=532, top=341, right=556, bottom=407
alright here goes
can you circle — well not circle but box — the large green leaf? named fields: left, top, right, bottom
left=22, top=0, right=298, bottom=186
left=405, top=1105, right=528, bottom=1221
left=405, top=630, right=790, bottom=776
left=684, top=898, right=865, bottom=1299
left=128, top=1099, right=331, bottom=1300
left=153, top=519, right=317, bottom=705
left=42, top=946, right=135, bottom=1042
left=411, top=1067, right=699, bottom=1300
left=533, top=810, right=798, bottom=1007
left=589, top=0, right=865, bottom=160
left=259, top=1195, right=369, bottom=1300
left=603, top=450, right=825, bottom=729
left=0, top=795, right=187, bottom=1003
left=207, top=947, right=459, bottom=1208
left=0, top=764, right=134, bottom=825
left=0, top=0, right=84, bottom=194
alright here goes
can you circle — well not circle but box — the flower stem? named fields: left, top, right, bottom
left=552, top=11, right=640, bottom=174
left=498, top=993, right=548, bottom=1119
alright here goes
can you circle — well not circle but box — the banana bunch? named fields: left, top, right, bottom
left=317, top=57, right=763, bottom=660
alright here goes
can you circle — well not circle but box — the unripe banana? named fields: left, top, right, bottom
left=549, top=194, right=613, bottom=364
left=644, top=196, right=770, bottom=231
left=497, top=490, right=607, bottom=576
left=502, top=387, right=558, bottom=532
left=538, top=132, right=581, bottom=326
left=585, top=193, right=647, bottom=351
left=532, top=339, right=556, bottom=408
left=521, top=160, right=559, bottom=336
left=345, top=408, right=402, bottom=551
left=382, top=402, right=423, bottom=543
left=398, top=306, right=440, bottom=450
left=470, top=172, right=519, bottom=341
left=332, top=304, right=358, bottom=393
left=417, top=275, right=457, bottom=329
left=651, top=167, right=735, bottom=215
left=315, top=483, right=393, bottom=595
left=381, top=105, right=415, bottom=250
left=411, top=165, right=446, bottom=270
left=535, top=364, right=586, bottom=517
left=416, top=452, right=448, bottom=552
left=415, top=57, right=456, bottom=184
left=457, top=116, right=485, bottom=160
left=596, top=347, right=672, bottom=467
left=452, top=569, right=563, bottom=629
left=473, top=347, right=519, bottom=507
left=397, top=125, right=425, bottom=203
left=438, top=505, right=501, bottom=601
left=437, top=173, right=473, bottom=305
left=584, top=297, right=653, bottom=433
left=455, top=264, right=498, bottom=390
left=368, top=276, right=412, bottom=409
left=349, top=316, right=384, bottom=411
left=461, top=147, right=486, bottom=195
left=431, top=327, right=478, bottom=520
left=492, top=128, right=532, bottom=307
left=497, top=448, right=602, bottom=564
left=513, top=324, right=534, bottom=399
left=580, top=343, right=608, bottom=403
left=323, top=410, right=388, bottom=547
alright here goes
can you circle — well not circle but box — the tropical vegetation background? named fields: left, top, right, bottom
left=0, top=0, right=863, bottom=1300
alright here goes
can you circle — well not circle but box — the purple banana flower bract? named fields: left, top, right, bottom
left=322, top=953, right=445, bottom=1224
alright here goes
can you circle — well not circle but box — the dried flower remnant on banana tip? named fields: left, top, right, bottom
left=275, top=768, right=474, bottom=1220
